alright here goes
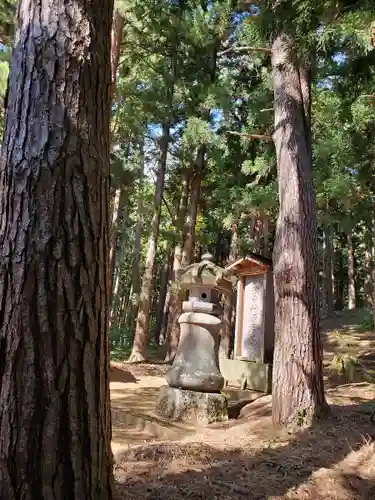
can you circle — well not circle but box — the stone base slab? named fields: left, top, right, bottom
left=219, top=358, right=272, bottom=393
left=156, top=386, right=228, bottom=425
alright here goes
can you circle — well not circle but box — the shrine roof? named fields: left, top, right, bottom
left=226, top=253, right=272, bottom=276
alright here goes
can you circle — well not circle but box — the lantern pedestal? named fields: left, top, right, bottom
left=166, top=312, right=224, bottom=392
left=157, top=386, right=228, bottom=425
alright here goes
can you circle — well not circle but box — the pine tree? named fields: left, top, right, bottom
left=0, top=0, right=115, bottom=497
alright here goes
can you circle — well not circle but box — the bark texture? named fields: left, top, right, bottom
left=271, top=34, right=328, bottom=427
left=0, top=1, right=115, bottom=499
left=219, top=222, right=238, bottom=359
left=154, top=250, right=173, bottom=345
left=110, top=9, right=125, bottom=97
left=164, top=174, right=189, bottom=361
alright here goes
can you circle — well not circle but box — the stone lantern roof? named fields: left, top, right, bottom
left=177, top=253, right=234, bottom=295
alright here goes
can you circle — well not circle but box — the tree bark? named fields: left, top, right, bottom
left=271, top=33, right=328, bottom=427
left=154, top=250, right=173, bottom=345
left=166, top=155, right=205, bottom=361
left=181, top=149, right=205, bottom=267
left=126, top=140, right=145, bottom=337
left=109, top=187, right=124, bottom=288
left=364, top=226, right=372, bottom=308
left=323, top=225, right=335, bottom=316
left=164, top=174, right=189, bottom=361
left=0, top=0, right=115, bottom=498
left=347, top=230, right=356, bottom=310
left=263, top=215, right=269, bottom=257
left=334, top=233, right=345, bottom=310
left=219, top=222, right=238, bottom=359
left=109, top=196, right=128, bottom=325
left=129, top=124, right=169, bottom=362
left=110, top=9, right=125, bottom=97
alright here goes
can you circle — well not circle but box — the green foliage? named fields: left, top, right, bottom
left=0, top=58, right=9, bottom=136
left=359, top=308, right=374, bottom=331
left=109, top=0, right=375, bottom=350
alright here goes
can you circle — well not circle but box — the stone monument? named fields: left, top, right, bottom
left=156, top=253, right=233, bottom=425
left=219, top=253, right=274, bottom=393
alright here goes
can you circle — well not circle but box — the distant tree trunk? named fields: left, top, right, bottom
left=160, top=288, right=171, bottom=345
left=334, top=233, right=345, bottom=310
left=166, top=154, right=205, bottom=361
left=347, top=230, right=356, bottom=310
left=271, top=34, right=328, bottom=427
left=125, top=141, right=145, bottom=337
left=154, top=250, right=173, bottom=344
left=263, top=215, right=269, bottom=256
left=110, top=9, right=125, bottom=96
left=129, top=126, right=169, bottom=362
left=164, top=174, right=189, bottom=361
left=181, top=149, right=205, bottom=267
left=109, top=187, right=124, bottom=287
left=108, top=10, right=125, bottom=289
left=255, top=217, right=262, bottom=253
left=220, top=222, right=238, bottom=359
left=323, top=225, right=335, bottom=316
left=0, top=0, right=115, bottom=498
left=110, top=200, right=128, bottom=324
left=364, top=222, right=372, bottom=308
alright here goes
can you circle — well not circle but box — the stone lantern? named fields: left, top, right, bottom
left=156, top=253, right=233, bottom=424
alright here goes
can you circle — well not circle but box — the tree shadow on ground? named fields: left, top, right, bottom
left=115, top=401, right=375, bottom=500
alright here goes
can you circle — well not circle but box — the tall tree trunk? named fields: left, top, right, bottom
left=110, top=9, right=125, bottom=97
left=164, top=174, right=189, bottom=361
left=108, top=10, right=125, bottom=290
left=271, top=34, right=328, bottom=427
left=334, top=233, right=345, bottom=310
left=166, top=155, right=205, bottom=361
left=220, top=222, right=239, bottom=359
left=129, top=125, right=169, bottom=362
left=109, top=199, right=128, bottom=324
left=109, top=187, right=124, bottom=288
left=0, top=0, right=115, bottom=498
left=263, top=215, right=269, bottom=257
left=323, top=225, right=335, bottom=316
left=249, top=213, right=257, bottom=250
left=181, top=150, right=205, bottom=267
left=347, top=230, right=356, bottom=310
left=126, top=141, right=145, bottom=337
left=154, top=250, right=173, bottom=345
left=364, top=227, right=372, bottom=308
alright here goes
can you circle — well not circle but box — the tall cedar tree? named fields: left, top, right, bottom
left=0, top=0, right=115, bottom=498
left=271, top=33, right=329, bottom=426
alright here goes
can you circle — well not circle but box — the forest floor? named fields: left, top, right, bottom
left=112, top=310, right=375, bottom=500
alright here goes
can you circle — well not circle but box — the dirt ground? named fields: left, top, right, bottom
left=113, top=311, right=375, bottom=500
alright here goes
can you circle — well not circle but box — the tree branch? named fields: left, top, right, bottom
left=227, top=131, right=273, bottom=141
left=218, top=45, right=271, bottom=57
